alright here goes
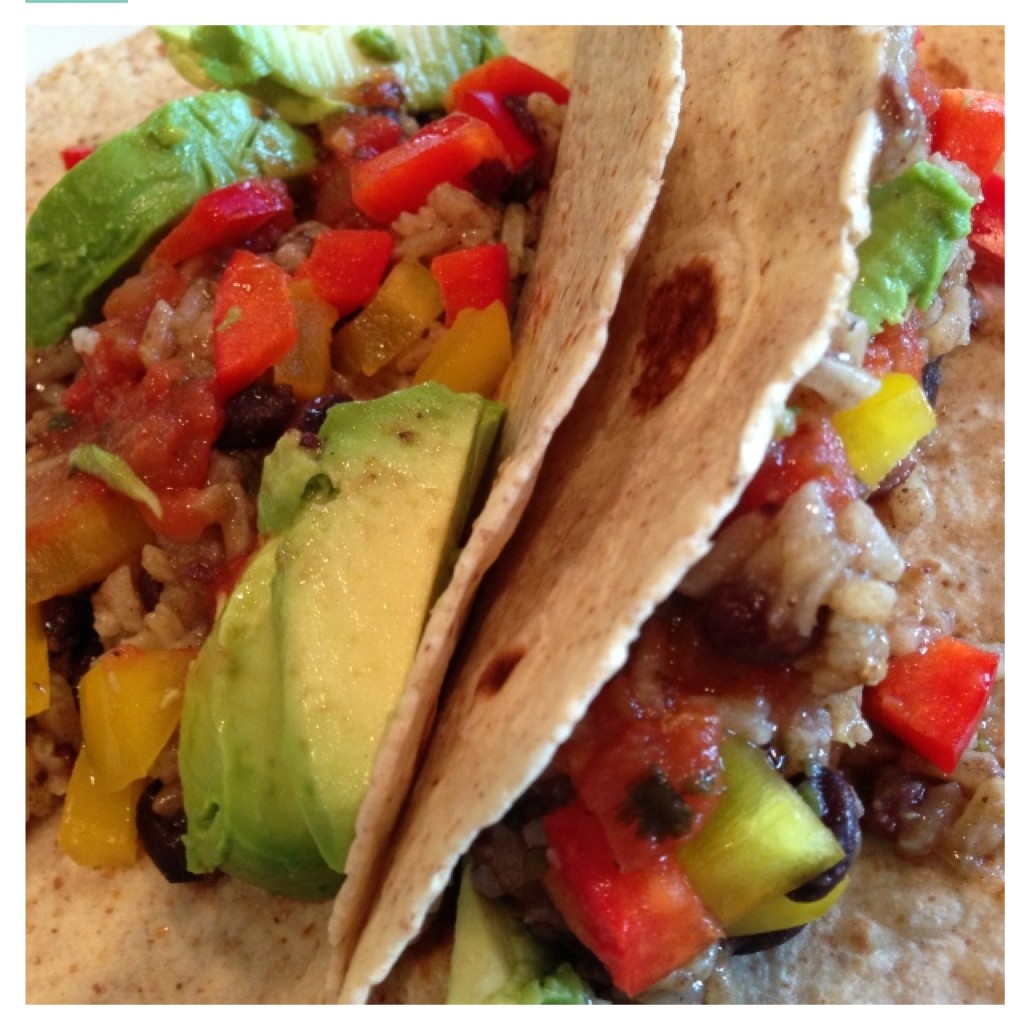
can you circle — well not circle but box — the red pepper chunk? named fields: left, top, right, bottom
left=452, top=91, right=539, bottom=172
left=734, top=411, right=862, bottom=518
left=969, top=173, right=1005, bottom=286
left=930, top=89, right=1005, bottom=182
left=350, top=113, right=511, bottom=225
left=61, top=145, right=96, bottom=170
left=543, top=800, right=723, bottom=997
left=430, top=244, right=510, bottom=325
left=863, top=637, right=999, bottom=774
left=152, top=179, right=295, bottom=266
left=447, top=55, right=570, bottom=110
left=293, top=229, right=393, bottom=317
left=212, top=250, right=298, bottom=401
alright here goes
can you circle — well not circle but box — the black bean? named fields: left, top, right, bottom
left=869, top=454, right=917, bottom=502
left=922, top=357, right=943, bottom=407
left=700, top=581, right=822, bottom=664
left=863, top=763, right=930, bottom=838
left=729, top=926, right=806, bottom=956
left=216, top=379, right=296, bottom=451
left=291, top=393, right=350, bottom=435
left=787, top=766, right=862, bottom=902
left=40, top=593, right=92, bottom=656
left=136, top=780, right=202, bottom=884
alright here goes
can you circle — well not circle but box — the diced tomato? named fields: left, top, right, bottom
left=139, top=486, right=217, bottom=542
left=969, top=173, right=1004, bottom=285
left=152, top=179, right=295, bottom=266
left=564, top=703, right=724, bottom=872
left=430, top=244, right=510, bottom=325
left=62, top=335, right=145, bottom=423
left=734, top=411, right=862, bottom=517
left=350, top=113, right=511, bottom=225
left=60, top=145, right=95, bottom=170
left=543, top=800, right=722, bottom=997
left=451, top=91, right=538, bottom=172
left=293, top=229, right=393, bottom=317
left=101, top=363, right=224, bottom=493
left=447, top=55, right=570, bottom=110
left=930, top=89, right=1005, bottom=181
left=321, top=110, right=404, bottom=162
left=862, top=311, right=926, bottom=379
left=212, top=250, right=298, bottom=401
left=101, top=260, right=189, bottom=342
left=863, top=636, right=1000, bottom=774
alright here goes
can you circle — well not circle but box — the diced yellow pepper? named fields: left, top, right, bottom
left=333, top=259, right=444, bottom=377
left=832, top=372, right=937, bottom=489
left=79, top=645, right=194, bottom=792
left=677, top=738, right=844, bottom=928
left=413, top=301, right=512, bottom=397
left=275, top=279, right=336, bottom=401
left=26, top=603, right=51, bottom=717
left=59, top=745, right=146, bottom=869
left=727, top=877, right=851, bottom=938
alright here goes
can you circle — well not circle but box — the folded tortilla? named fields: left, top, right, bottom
left=25, top=25, right=683, bottom=1003
left=339, top=25, right=1004, bottom=1004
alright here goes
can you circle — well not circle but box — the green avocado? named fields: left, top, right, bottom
left=273, top=383, right=503, bottom=872
left=25, top=91, right=316, bottom=349
left=179, top=538, right=343, bottom=900
left=849, top=159, right=975, bottom=335
left=159, top=26, right=504, bottom=124
left=179, top=384, right=502, bottom=895
left=447, top=864, right=590, bottom=1004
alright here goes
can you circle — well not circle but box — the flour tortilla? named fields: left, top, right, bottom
left=340, top=25, right=1004, bottom=1004
left=25, top=26, right=682, bottom=1003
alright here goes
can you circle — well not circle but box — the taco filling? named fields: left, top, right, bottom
left=25, top=26, right=573, bottom=897
left=441, top=29, right=1004, bottom=1003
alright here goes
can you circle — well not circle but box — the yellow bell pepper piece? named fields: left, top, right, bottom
left=832, top=372, right=937, bottom=489
left=333, top=259, right=443, bottom=376
left=59, top=745, right=146, bottom=869
left=79, top=645, right=194, bottom=792
left=26, top=603, right=51, bottom=717
left=275, top=279, right=336, bottom=401
left=414, top=301, right=512, bottom=397
left=677, top=738, right=845, bottom=928
left=727, top=877, right=851, bottom=937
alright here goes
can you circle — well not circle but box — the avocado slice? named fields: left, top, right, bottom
left=158, top=26, right=504, bottom=123
left=274, top=383, right=502, bottom=873
left=447, top=864, right=590, bottom=1004
left=179, top=538, right=343, bottom=901
left=849, top=159, right=975, bottom=335
left=26, top=91, right=316, bottom=348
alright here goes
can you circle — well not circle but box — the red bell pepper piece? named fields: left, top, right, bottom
left=451, top=91, right=538, bottom=172
left=543, top=800, right=723, bottom=997
left=969, top=173, right=1005, bottom=286
left=430, top=244, right=510, bottom=325
left=350, top=113, right=511, bottom=225
left=61, top=144, right=95, bottom=170
left=863, top=637, right=1000, bottom=774
left=293, top=229, right=393, bottom=317
left=930, top=89, right=1005, bottom=182
left=152, top=179, right=295, bottom=266
left=447, top=55, right=570, bottom=110
left=212, top=250, right=298, bottom=401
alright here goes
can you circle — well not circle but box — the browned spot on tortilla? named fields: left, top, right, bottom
left=631, top=260, right=718, bottom=415
left=475, top=647, right=525, bottom=696
left=923, top=56, right=969, bottom=89
left=780, top=26, right=804, bottom=43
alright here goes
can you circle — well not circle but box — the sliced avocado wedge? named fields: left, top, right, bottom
left=448, top=864, right=590, bottom=1004
left=159, top=26, right=503, bottom=123
left=274, top=383, right=502, bottom=873
left=26, top=91, right=316, bottom=348
left=179, top=538, right=343, bottom=901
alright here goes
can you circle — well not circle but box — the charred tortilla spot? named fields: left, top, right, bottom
left=631, top=259, right=717, bottom=414
left=475, top=647, right=525, bottom=696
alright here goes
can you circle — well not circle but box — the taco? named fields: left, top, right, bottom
left=25, top=25, right=683, bottom=1002
left=335, top=25, right=1004, bottom=1004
